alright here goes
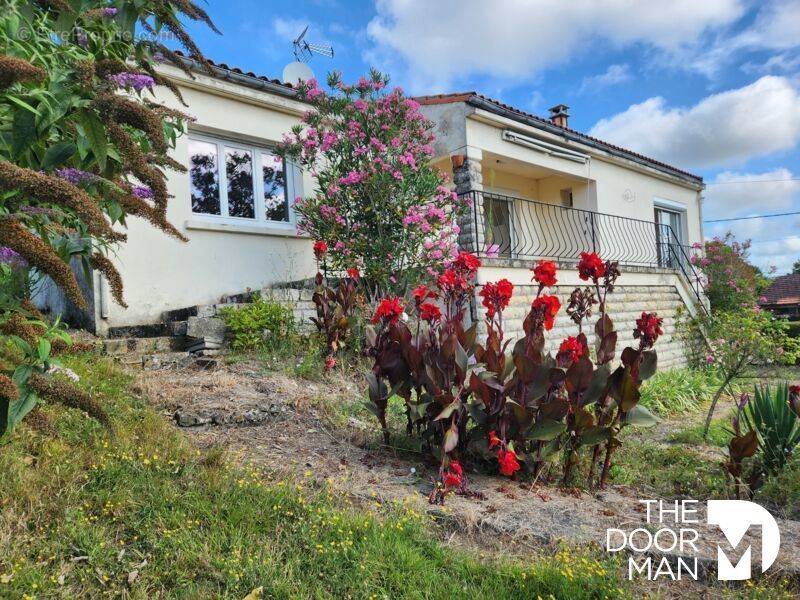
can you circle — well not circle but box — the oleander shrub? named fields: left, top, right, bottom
left=218, top=296, right=298, bottom=352
left=365, top=251, right=664, bottom=500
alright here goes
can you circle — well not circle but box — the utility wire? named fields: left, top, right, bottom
left=704, top=210, right=800, bottom=223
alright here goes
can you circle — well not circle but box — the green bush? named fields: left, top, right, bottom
left=743, top=384, right=800, bottom=477
left=639, top=368, right=730, bottom=415
left=218, top=295, right=297, bottom=352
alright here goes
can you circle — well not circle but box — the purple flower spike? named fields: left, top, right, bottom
left=106, top=72, right=155, bottom=92
left=102, top=7, right=118, bottom=16
left=131, top=185, right=154, bottom=199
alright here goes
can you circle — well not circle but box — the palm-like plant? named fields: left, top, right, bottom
left=742, top=384, right=800, bottom=477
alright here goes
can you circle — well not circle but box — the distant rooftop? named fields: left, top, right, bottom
left=761, top=274, right=800, bottom=306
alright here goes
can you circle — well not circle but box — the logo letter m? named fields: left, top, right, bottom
left=707, top=500, right=781, bottom=580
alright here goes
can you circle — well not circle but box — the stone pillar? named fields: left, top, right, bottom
left=451, top=149, right=484, bottom=254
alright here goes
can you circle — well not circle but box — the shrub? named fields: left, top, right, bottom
left=218, top=296, right=297, bottom=352
left=277, top=71, right=470, bottom=296
left=366, top=252, right=663, bottom=499
left=640, top=368, right=731, bottom=415
left=692, top=233, right=766, bottom=311
left=742, top=384, right=800, bottom=478
left=0, top=0, right=217, bottom=435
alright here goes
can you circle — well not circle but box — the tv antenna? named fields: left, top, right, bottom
left=293, top=26, right=334, bottom=63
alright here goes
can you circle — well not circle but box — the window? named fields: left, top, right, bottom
left=188, top=134, right=294, bottom=225
left=483, top=194, right=513, bottom=257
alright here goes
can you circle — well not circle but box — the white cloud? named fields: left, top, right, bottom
left=703, top=169, right=800, bottom=273
left=588, top=76, right=800, bottom=169
left=272, top=17, right=310, bottom=42
left=365, top=0, right=744, bottom=91
left=579, top=64, right=631, bottom=93
left=704, top=169, right=800, bottom=218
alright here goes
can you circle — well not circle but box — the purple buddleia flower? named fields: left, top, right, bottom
left=76, top=32, right=88, bottom=47
left=0, top=247, right=27, bottom=267
left=131, top=185, right=154, bottom=199
left=102, top=7, right=118, bottom=16
left=55, top=167, right=95, bottom=185
left=106, top=72, right=155, bottom=92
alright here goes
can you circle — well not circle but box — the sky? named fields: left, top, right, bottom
left=182, top=0, right=800, bottom=274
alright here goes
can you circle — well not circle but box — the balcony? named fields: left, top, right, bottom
left=457, top=190, right=706, bottom=307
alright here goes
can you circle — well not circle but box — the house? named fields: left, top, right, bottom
left=38, top=57, right=707, bottom=367
left=416, top=93, right=706, bottom=367
left=760, top=274, right=800, bottom=320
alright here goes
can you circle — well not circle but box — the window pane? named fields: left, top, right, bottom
left=189, top=140, right=220, bottom=215
left=483, top=197, right=512, bottom=257
left=262, top=152, right=289, bottom=222
left=226, top=147, right=255, bottom=219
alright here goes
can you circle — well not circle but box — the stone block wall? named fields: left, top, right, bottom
left=482, top=284, right=689, bottom=369
left=262, top=286, right=317, bottom=332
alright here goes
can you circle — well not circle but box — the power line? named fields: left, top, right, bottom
left=704, top=210, right=800, bottom=223
left=705, top=177, right=800, bottom=185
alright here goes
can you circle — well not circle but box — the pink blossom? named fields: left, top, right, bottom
left=485, top=244, right=500, bottom=258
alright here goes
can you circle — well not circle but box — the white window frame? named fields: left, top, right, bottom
left=187, top=132, right=300, bottom=230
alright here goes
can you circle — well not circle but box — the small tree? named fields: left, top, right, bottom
left=793, top=259, right=800, bottom=275
left=277, top=71, right=470, bottom=297
left=692, top=233, right=765, bottom=311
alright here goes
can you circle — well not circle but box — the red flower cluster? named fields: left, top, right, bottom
left=791, top=386, right=800, bottom=417
left=531, top=294, right=561, bottom=330
left=313, top=240, right=328, bottom=259
left=412, top=283, right=437, bottom=303
left=488, top=430, right=501, bottom=449
left=557, top=336, right=584, bottom=365
left=532, top=259, right=557, bottom=287
left=634, top=311, right=663, bottom=348
left=324, top=356, right=337, bottom=370
left=419, top=301, right=442, bottom=323
left=437, top=269, right=470, bottom=294
left=497, top=448, right=521, bottom=477
left=443, top=460, right=464, bottom=488
left=577, top=251, right=605, bottom=281
left=346, top=267, right=360, bottom=279
left=479, top=278, right=513, bottom=319
left=372, top=296, right=404, bottom=326
left=453, top=251, right=481, bottom=274
left=790, top=385, right=799, bottom=395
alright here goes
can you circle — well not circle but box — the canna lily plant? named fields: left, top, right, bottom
left=365, top=252, right=662, bottom=501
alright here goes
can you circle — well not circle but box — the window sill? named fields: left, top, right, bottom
left=185, top=218, right=303, bottom=238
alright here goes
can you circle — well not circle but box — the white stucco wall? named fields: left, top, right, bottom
left=97, top=67, right=315, bottom=332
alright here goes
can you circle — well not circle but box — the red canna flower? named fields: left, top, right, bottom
left=453, top=251, right=481, bottom=275
left=531, top=294, right=561, bottom=330
left=790, top=385, right=800, bottom=417
left=577, top=251, right=605, bottom=281
left=346, top=267, right=360, bottom=279
left=497, top=448, right=521, bottom=477
left=449, top=459, right=463, bottom=477
left=324, top=356, right=337, bottom=370
left=532, top=259, right=557, bottom=286
left=443, top=471, right=462, bottom=488
left=412, top=283, right=437, bottom=303
left=634, top=311, right=663, bottom=348
left=479, top=278, right=513, bottom=319
left=437, top=268, right=468, bottom=294
left=419, top=301, right=442, bottom=323
left=557, top=336, right=584, bottom=366
left=371, top=296, right=404, bottom=326
left=313, top=240, right=328, bottom=259
left=488, top=430, right=501, bottom=449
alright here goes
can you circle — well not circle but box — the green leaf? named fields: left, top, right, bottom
left=11, top=109, right=36, bottom=157
left=42, top=142, right=76, bottom=170
left=639, top=351, right=658, bottom=381
left=443, top=423, right=459, bottom=453
left=580, top=426, right=611, bottom=446
left=79, top=110, right=108, bottom=171
left=624, top=405, right=660, bottom=427
left=526, top=419, right=566, bottom=441
left=37, top=337, right=51, bottom=362
left=434, top=400, right=459, bottom=421
left=5, top=95, right=40, bottom=115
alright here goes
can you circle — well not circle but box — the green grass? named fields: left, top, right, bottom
left=609, top=430, right=728, bottom=499
left=669, top=417, right=732, bottom=447
left=639, top=367, right=730, bottom=416
left=0, top=353, right=629, bottom=599
left=757, top=457, right=800, bottom=518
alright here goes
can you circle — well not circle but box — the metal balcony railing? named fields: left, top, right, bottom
left=458, top=190, right=707, bottom=313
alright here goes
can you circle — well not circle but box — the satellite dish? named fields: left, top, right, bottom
left=283, top=61, right=314, bottom=85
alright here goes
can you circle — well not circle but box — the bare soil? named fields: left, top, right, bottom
left=133, top=358, right=800, bottom=598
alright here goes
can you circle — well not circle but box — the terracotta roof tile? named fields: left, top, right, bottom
left=416, top=91, right=703, bottom=183
left=761, top=274, right=800, bottom=306
left=172, top=50, right=297, bottom=91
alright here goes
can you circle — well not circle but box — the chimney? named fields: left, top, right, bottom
left=548, top=104, right=570, bottom=128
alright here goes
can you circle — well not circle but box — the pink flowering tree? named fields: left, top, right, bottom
left=277, top=71, right=470, bottom=297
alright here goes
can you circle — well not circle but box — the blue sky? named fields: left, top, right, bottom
left=183, top=0, right=800, bottom=274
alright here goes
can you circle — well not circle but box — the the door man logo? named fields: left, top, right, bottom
left=606, top=500, right=781, bottom=581
left=708, top=500, right=780, bottom=580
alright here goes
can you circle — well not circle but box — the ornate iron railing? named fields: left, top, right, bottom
left=458, top=190, right=707, bottom=313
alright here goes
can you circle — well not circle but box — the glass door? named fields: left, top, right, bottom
left=655, top=207, right=683, bottom=268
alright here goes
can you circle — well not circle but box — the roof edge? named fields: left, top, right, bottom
left=417, top=92, right=703, bottom=186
